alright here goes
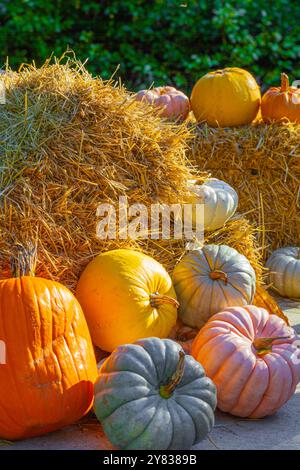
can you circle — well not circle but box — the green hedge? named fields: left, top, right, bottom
left=1, top=0, right=300, bottom=93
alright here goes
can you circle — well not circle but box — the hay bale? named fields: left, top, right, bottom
left=146, top=215, right=263, bottom=284
left=0, top=55, right=262, bottom=290
left=189, top=122, right=300, bottom=259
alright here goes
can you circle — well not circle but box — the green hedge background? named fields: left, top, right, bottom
left=1, top=0, right=300, bottom=93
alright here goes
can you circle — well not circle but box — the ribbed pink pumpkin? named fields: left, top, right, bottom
left=192, top=305, right=300, bottom=418
left=135, top=86, right=190, bottom=120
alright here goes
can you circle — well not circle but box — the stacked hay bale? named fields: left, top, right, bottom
left=190, top=122, right=300, bottom=259
left=0, top=56, right=262, bottom=290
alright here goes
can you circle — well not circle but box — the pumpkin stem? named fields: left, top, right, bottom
left=159, top=351, right=185, bottom=399
left=281, top=73, right=289, bottom=92
left=150, top=293, right=179, bottom=309
left=210, top=270, right=228, bottom=285
left=253, top=335, right=291, bottom=356
left=10, top=243, right=37, bottom=278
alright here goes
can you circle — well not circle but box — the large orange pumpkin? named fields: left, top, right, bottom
left=190, top=67, right=261, bottom=127
left=261, top=73, right=300, bottom=124
left=0, top=245, right=98, bottom=440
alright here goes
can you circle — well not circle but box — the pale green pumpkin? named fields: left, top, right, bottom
left=173, top=244, right=256, bottom=329
left=266, top=247, right=300, bottom=298
left=94, top=337, right=216, bottom=450
left=187, top=178, right=238, bottom=232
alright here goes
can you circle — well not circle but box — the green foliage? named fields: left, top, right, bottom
left=1, top=0, right=300, bottom=92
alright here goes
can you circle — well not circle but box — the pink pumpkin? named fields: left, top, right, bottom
left=135, top=86, right=190, bottom=120
left=192, top=305, right=300, bottom=418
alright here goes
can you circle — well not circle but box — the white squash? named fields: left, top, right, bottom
left=266, top=247, right=300, bottom=298
left=173, top=244, right=256, bottom=328
left=187, top=178, right=238, bottom=232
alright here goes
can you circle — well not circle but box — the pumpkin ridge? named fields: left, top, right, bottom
left=174, top=395, right=213, bottom=444
left=97, top=369, right=155, bottom=388
left=281, top=258, right=295, bottom=297
left=122, top=397, right=165, bottom=450
left=69, top=301, right=97, bottom=386
left=172, top=396, right=200, bottom=445
left=256, top=353, right=290, bottom=416
left=217, top=282, right=233, bottom=309
left=166, top=398, right=195, bottom=449
left=290, top=261, right=299, bottom=296
left=271, top=346, right=300, bottom=389
left=218, top=308, right=254, bottom=339
left=260, top=321, right=287, bottom=340
left=134, top=339, right=168, bottom=383
left=58, top=324, right=81, bottom=383
left=244, top=305, right=267, bottom=336
left=103, top=396, right=158, bottom=449
left=165, top=400, right=177, bottom=449
left=210, top=317, right=252, bottom=342
left=139, top=344, right=160, bottom=384
left=225, top=275, right=254, bottom=301
left=69, top=322, right=90, bottom=402
left=249, top=354, right=272, bottom=417
left=174, top=280, right=203, bottom=327
left=112, top=343, right=160, bottom=385
left=105, top=393, right=159, bottom=424
left=201, top=246, right=215, bottom=271
left=222, top=348, right=256, bottom=412
left=50, top=287, right=83, bottom=405
left=20, top=277, right=44, bottom=425
left=267, top=351, right=295, bottom=395
left=95, top=387, right=145, bottom=422
left=209, top=344, right=240, bottom=380
left=229, top=360, right=259, bottom=416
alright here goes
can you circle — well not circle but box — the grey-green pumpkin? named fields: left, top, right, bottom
left=94, top=337, right=216, bottom=450
left=266, top=247, right=300, bottom=298
left=173, top=244, right=256, bottom=329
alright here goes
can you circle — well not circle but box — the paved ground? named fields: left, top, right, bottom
left=1, top=294, right=300, bottom=451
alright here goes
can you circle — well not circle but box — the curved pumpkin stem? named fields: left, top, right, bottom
left=253, top=335, right=291, bottom=356
left=160, top=351, right=185, bottom=398
left=210, top=270, right=228, bottom=285
left=281, top=73, right=289, bottom=92
left=10, top=243, right=37, bottom=278
left=150, top=293, right=179, bottom=309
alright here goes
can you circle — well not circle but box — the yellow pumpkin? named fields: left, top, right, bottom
left=76, top=249, right=178, bottom=352
left=190, top=67, right=261, bottom=127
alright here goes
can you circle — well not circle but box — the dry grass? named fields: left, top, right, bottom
left=0, top=54, right=262, bottom=291
left=190, top=122, right=300, bottom=259
left=143, top=214, right=263, bottom=283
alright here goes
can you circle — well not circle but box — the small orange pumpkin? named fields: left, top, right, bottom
left=135, top=86, right=190, bottom=121
left=0, top=245, right=98, bottom=440
left=261, top=73, right=300, bottom=124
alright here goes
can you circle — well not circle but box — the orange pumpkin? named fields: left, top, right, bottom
left=0, top=245, right=98, bottom=440
left=261, top=73, right=300, bottom=124
left=135, top=86, right=190, bottom=120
